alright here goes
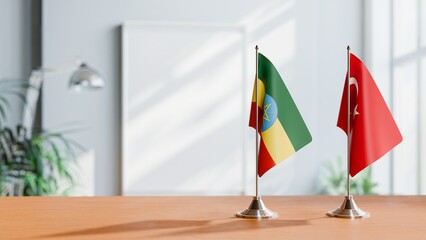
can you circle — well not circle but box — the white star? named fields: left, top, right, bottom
left=353, top=105, right=359, bottom=119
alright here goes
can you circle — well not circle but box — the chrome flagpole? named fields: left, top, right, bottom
left=236, top=45, right=277, bottom=219
left=256, top=44, right=259, bottom=199
left=327, top=46, right=369, bottom=219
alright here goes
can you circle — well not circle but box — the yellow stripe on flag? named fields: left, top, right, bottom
left=261, top=119, right=296, bottom=163
left=252, top=79, right=265, bottom=108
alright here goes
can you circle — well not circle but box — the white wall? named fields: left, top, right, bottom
left=0, top=0, right=31, bottom=127
left=43, top=0, right=363, bottom=195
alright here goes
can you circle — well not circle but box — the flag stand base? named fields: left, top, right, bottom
left=327, top=195, right=370, bottom=219
left=236, top=196, right=277, bottom=219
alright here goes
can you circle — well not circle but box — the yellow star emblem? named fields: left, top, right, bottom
left=263, top=103, right=271, bottom=122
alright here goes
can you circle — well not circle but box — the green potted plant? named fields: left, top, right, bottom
left=0, top=79, right=80, bottom=196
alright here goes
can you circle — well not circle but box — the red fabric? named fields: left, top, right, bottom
left=258, top=140, right=276, bottom=177
left=249, top=102, right=263, bottom=134
left=337, top=53, right=402, bottom=176
left=249, top=102, right=276, bottom=177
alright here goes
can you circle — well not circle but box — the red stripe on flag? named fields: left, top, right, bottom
left=258, top=140, right=276, bottom=177
left=249, top=102, right=263, bottom=134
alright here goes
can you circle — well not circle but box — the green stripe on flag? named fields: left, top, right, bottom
left=258, top=53, right=312, bottom=150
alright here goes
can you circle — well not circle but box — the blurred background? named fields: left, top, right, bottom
left=0, top=0, right=424, bottom=196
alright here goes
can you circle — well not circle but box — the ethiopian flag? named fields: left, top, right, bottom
left=249, top=53, right=312, bottom=177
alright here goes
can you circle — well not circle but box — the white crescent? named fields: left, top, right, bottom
left=349, top=77, right=359, bottom=118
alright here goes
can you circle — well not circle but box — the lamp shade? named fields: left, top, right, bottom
left=69, top=63, right=104, bottom=90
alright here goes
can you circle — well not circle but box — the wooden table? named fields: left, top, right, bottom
left=1, top=196, right=426, bottom=239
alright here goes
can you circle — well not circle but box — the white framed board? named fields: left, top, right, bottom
left=121, top=21, right=249, bottom=195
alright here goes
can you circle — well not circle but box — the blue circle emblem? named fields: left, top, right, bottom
left=262, top=94, right=278, bottom=132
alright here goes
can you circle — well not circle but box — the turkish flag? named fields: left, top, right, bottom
left=337, top=53, right=402, bottom=177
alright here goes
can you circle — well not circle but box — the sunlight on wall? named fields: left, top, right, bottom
left=172, top=30, right=244, bottom=79
left=123, top=0, right=352, bottom=196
